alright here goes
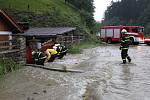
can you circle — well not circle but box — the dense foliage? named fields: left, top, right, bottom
left=66, top=0, right=95, bottom=31
left=0, top=0, right=95, bottom=34
left=0, top=58, right=20, bottom=76
left=102, top=0, right=150, bottom=34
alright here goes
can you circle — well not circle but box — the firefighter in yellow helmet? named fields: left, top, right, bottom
left=120, top=29, right=131, bottom=64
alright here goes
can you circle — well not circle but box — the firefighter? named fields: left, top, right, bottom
left=31, top=42, right=46, bottom=65
left=120, top=29, right=131, bottom=64
left=45, top=48, right=58, bottom=62
left=53, top=44, right=68, bottom=59
left=31, top=49, right=46, bottom=65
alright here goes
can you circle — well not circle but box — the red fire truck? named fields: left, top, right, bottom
left=100, top=26, right=144, bottom=45
left=144, top=36, right=150, bottom=45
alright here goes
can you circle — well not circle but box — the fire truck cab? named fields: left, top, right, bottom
left=100, top=26, right=144, bottom=45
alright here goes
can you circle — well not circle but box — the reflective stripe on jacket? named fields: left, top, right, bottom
left=120, top=36, right=131, bottom=49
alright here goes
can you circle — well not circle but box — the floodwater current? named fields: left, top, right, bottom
left=0, top=44, right=150, bottom=100
left=102, top=45, right=150, bottom=100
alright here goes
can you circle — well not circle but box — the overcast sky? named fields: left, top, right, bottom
left=94, top=0, right=113, bottom=22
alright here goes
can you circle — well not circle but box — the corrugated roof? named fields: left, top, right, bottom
left=23, top=27, right=76, bottom=36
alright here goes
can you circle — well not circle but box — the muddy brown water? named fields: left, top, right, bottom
left=0, top=44, right=150, bottom=100
left=102, top=44, right=150, bottom=100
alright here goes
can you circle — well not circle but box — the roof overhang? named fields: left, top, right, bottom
left=23, top=27, right=76, bottom=37
left=0, top=9, right=23, bottom=33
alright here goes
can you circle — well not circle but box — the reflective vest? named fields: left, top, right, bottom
left=120, top=36, right=131, bottom=50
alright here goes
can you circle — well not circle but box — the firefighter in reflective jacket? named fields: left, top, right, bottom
left=31, top=42, right=46, bottom=65
left=120, top=29, right=131, bottom=64
left=31, top=50, right=46, bottom=65
left=53, top=44, right=68, bottom=59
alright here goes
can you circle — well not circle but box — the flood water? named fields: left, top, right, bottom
left=102, top=45, right=150, bottom=100
left=0, top=44, right=150, bottom=100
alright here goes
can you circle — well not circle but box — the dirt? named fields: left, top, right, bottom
left=0, top=44, right=150, bottom=100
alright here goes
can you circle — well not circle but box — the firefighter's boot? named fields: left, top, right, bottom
left=123, top=59, right=126, bottom=64
left=127, top=56, right=131, bottom=63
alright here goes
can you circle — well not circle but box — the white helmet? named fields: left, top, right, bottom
left=55, top=44, right=60, bottom=47
left=121, top=29, right=127, bottom=33
left=53, top=46, right=57, bottom=50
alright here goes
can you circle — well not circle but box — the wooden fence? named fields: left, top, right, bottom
left=0, top=41, right=17, bottom=51
left=57, top=35, right=84, bottom=47
left=0, top=36, right=26, bottom=64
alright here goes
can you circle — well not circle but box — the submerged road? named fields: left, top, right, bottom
left=0, top=44, right=150, bottom=100
left=102, top=45, right=150, bottom=100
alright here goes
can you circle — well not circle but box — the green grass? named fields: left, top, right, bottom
left=0, top=0, right=87, bottom=33
left=68, top=35, right=103, bottom=54
left=0, top=58, right=20, bottom=76
left=0, top=0, right=80, bottom=20
left=0, top=0, right=68, bottom=12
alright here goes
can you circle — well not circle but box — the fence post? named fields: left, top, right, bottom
left=18, top=35, right=26, bottom=65
left=71, top=35, right=73, bottom=44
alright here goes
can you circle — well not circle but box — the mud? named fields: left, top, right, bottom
left=0, top=44, right=150, bottom=100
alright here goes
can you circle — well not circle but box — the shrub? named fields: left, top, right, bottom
left=0, top=58, right=20, bottom=76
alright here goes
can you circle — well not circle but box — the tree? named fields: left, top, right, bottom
left=102, top=0, right=150, bottom=31
left=67, top=0, right=95, bottom=31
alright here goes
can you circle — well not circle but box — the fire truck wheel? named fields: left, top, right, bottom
left=107, top=38, right=112, bottom=44
left=130, top=38, right=134, bottom=45
left=146, top=42, right=150, bottom=45
left=134, top=42, right=139, bottom=45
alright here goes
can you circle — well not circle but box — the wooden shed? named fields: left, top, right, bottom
left=23, top=27, right=80, bottom=48
left=0, top=9, right=23, bottom=50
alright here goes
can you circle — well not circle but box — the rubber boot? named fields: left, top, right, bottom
left=123, top=60, right=126, bottom=64
left=127, top=56, right=131, bottom=63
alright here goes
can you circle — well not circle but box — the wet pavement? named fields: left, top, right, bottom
left=0, top=44, right=150, bottom=100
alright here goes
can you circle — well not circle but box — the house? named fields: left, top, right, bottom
left=0, top=9, right=23, bottom=50
left=0, top=9, right=25, bottom=64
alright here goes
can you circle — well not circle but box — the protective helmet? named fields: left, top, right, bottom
left=121, top=29, right=127, bottom=34
left=53, top=46, right=57, bottom=50
left=54, top=44, right=60, bottom=47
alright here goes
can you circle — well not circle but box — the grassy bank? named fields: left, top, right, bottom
left=0, top=0, right=88, bottom=33
left=68, top=35, right=103, bottom=54
left=0, top=58, right=20, bottom=76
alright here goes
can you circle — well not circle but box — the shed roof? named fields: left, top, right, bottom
left=23, top=27, right=76, bottom=36
left=0, top=9, right=23, bottom=33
